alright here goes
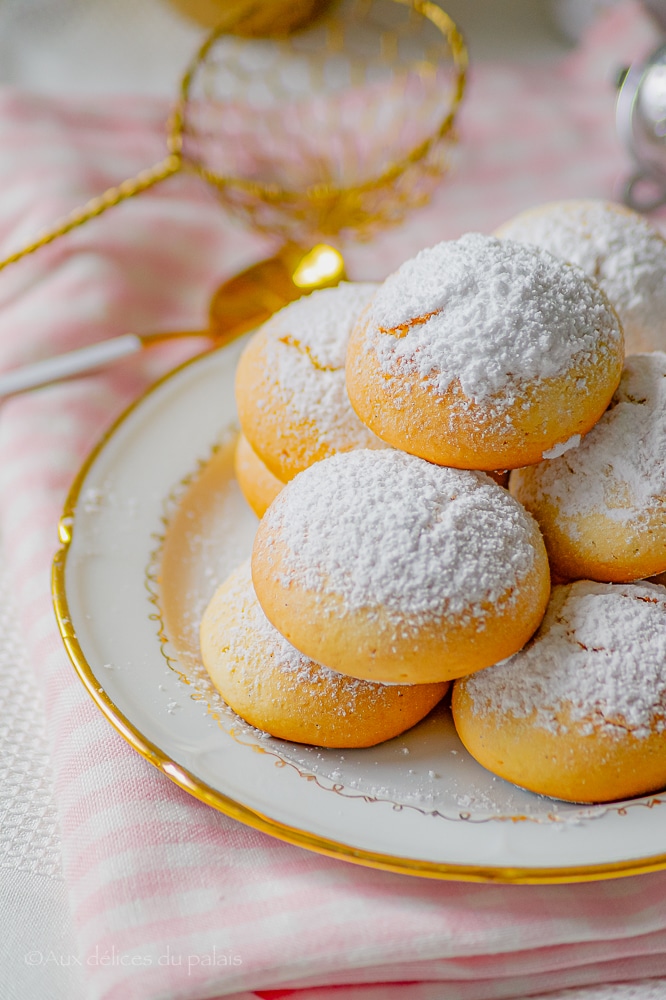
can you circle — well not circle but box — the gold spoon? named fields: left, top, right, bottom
left=0, top=243, right=345, bottom=399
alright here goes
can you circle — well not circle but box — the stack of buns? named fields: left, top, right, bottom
left=200, top=199, right=666, bottom=803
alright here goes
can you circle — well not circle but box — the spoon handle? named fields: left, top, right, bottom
left=0, top=329, right=220, bottom=399
left=0, top=244, right=345, bottom=399
left=0, top=334, right=146, bottom=398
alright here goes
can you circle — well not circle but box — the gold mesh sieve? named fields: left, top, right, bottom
left=0, top=0, right=466, bottom=273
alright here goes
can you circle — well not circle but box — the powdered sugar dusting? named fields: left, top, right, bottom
left=209, top=562, right=404, bottom=712
left=366, top=234, right=621, bottom=408
left=264, top=449, right=538, bottom=623
left=261, top=282, right=383, bottom=448
left=515, top=353, right=666, bottom=525
left=497, top=200, right=666, bottom=352
left=463, top=580, right=666, bottom=739
left=542, top=434, right=580, bottom=460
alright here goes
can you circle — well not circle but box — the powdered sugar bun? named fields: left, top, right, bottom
left=251, top=449, right=551, bottom=685
left=234, top=432, right=284, bottom=518
left=494, top=200, right=666, bottom=355
left=346, top=234, right=624, bottom=471
left=235, top=282, right=385, bottom=483
left=510, top=353, right=666, bottom=583
left=452, top=580, right=666, bottom=803
left=200, top=561, right=448, bottom=748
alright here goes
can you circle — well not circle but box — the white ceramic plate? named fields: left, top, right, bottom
left=54, top=339, right=666, bottom=882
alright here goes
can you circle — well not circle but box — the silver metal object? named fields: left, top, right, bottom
left=617, top=41, right=666, bottom=212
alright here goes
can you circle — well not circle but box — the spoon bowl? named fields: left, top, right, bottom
left=0, top=244, right=346, bottom=399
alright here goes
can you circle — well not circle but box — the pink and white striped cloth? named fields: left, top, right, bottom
left=1, top=5, right=666, bottom=999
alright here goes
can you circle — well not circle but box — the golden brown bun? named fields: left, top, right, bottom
left=452, top=689, right=666, bottom=803
left=494, top=199, right=666, bottom=355
left=510, top=353, right=666, bottom=583
left=345, top=235, right=624, bottom=471
left=507, top=500, right=666, bottom=585
left=251, top=450, right=551, bottom=684
left=234, top=432, right=284, bottom=518
left=235, top=283, right=384, bottom=482
left=452, top=581, right=666, bottom=803
left=347, top=329, right=621, bottom=470
left=200, top=562, right=448, bottom=748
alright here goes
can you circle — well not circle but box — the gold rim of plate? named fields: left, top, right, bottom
left=52, top=344, right=666, bottom=884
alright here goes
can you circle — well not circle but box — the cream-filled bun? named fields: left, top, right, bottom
left=200, top=561, right=448, bottom=748
left=251, top=449, right=551, bottom=685
left=235, top=282, right=386, bottom=483
left=495, top=199, right=666, bottom=355
left=234, top=432, right=284, bottom=518
left=510, top=353, right=666, bottom=583
left=452, top=581, right=666, bottom=803
left=346, top=234, right=624, bottom=470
